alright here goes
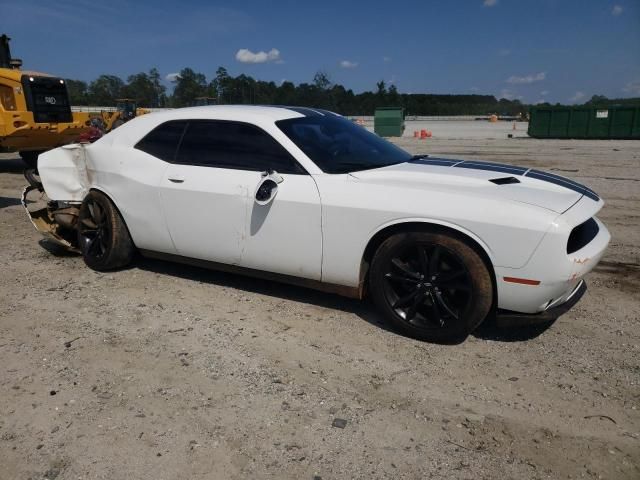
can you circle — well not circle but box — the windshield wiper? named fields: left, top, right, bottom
left=410, top=154, right=430, bottom=160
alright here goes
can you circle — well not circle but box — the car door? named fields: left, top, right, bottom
left=159, top=120, right=248, bottom=264
left=159, top=120, right=323, bottom=280
left=240, top=145, right=323, bottom=280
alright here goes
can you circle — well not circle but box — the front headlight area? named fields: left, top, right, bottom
left=494, top=208, right=610, bottom=314
left=567, top=217, right=599, bottom=254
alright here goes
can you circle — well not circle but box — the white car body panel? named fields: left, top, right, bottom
left=495, top=199, right=610, bottom=312
left=38, top=144, right=90, bottom=202
left=31, top=105, right=610, bottom=317
left=240, top=172, right=322, bottom=280
left=159, top=163, right=323, bottom=279
left=159, top=163, right=249, bottom=263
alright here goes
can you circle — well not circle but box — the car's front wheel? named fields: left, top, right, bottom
left=369, top=231, right=493, bottom=342
left=77, top=191, right=134, bottom=271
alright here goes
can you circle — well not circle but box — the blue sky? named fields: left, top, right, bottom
left=2, top=0, right=639, bottom=104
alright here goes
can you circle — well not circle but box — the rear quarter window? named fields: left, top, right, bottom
left=134, top=120, right=187, bottom=162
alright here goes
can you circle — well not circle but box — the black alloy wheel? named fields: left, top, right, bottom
left=370, top=232, right=493, bottom=342
left=79, top=197, right=110, bottom=260
left=77, top=191, right=134, bottom=271
left=384, top=243, right=472, bottom=327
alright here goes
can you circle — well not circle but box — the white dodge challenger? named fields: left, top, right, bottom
left=23, top=106, right=610, bottom=342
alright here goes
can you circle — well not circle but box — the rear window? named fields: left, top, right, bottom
left=134, top=121, right=187, bottom=162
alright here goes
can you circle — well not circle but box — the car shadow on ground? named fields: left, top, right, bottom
left=38, top=240, right=78, bottom=257
left=0, top=157, right=26, bottom=174
left=0, top=196, right=22, bottom=209
left=134, top=254, right=553, bottom=345
left=135, top=255, right=396, bottom=333
left=473, top=318, right=555, bottom=342
left=35, top=239, right=556, bottom=344
left=37, top=241, right=390, bottom=335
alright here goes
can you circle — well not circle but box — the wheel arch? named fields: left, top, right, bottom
left=83, top=186, right=138, bottom=249
left=359, top=220, right=497, bottom=309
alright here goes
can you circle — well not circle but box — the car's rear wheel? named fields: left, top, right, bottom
left=369, top=231, right=493, bottom=342
left=77, top=191, right=134, bottom=271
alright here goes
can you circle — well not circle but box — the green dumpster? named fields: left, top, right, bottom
left=529, top=105, right=640, bottom=139
left=374, top=107, right=405, bottom=137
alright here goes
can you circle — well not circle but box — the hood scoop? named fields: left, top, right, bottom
left=490, top=176, right=520, bottom=185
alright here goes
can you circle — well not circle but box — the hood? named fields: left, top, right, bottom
left=350, top=157, right=600, bottom=213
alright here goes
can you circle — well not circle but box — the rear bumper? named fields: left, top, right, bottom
left=495, top=279, right=586, bottom=327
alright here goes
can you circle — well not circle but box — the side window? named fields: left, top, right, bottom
left=176, top=120, right=305, bottom=174
left=134, top=121, right=187, bottom=162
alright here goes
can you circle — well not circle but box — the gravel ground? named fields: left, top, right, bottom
left=1, top=136, right=639, bottom=480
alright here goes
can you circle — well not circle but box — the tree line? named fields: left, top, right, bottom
left=65, top=67, right=639, bottom=116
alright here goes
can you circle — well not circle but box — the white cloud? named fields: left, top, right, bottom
left=383, top=56, right=392, bottom=62
left=235, top=48, right=281, bottom=64
left=623, top=80, right=640, bottom=95
left=506, top=72, right=546, bottom=84
left=470, top=86, right=479, bottom=92
left=165, top=72, right=180, bottom=82
left=569, top=91, right=585, bottom=102
left=340, top=60, right=358, bottom=69
left=483, top=0, right=498, bottom=7
left=540, top=90, right=549, bottom=96
left=499, top=89, right=515, bottom=100
left=498, top=89, right=524, bottom=101
left=612, top=5, right=623, bottom=16
left=498, top=48, right=511, bottom=56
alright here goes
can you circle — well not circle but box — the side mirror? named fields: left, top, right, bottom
left=254, top=170, right=284, bottom=205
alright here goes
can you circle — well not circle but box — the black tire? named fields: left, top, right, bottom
left=369, top=231, right=493, bottom=342
left=19, top=150, right=43, bottom=170
left=77, top=191, right=134, bottom=271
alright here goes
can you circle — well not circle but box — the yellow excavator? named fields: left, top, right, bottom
left=0, top=34, right=92, bottom=168
left=193, top=97, right=217, bottom=106
left=98, top=98, right=150, bottom=132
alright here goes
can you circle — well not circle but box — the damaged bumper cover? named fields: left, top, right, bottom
left=495, top=279, right=587, bottom=327
left=21, top=172, right=80, bottom=252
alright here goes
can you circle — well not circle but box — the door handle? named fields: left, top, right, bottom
left=168, top=176, right=184, bottom=183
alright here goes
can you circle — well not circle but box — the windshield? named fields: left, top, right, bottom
left=276, top=114, right=412, bottom=174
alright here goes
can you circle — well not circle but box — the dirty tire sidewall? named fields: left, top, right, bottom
left=78, top=191, right=134, bottom=271
left=369, top=231, right=493, bottom=342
